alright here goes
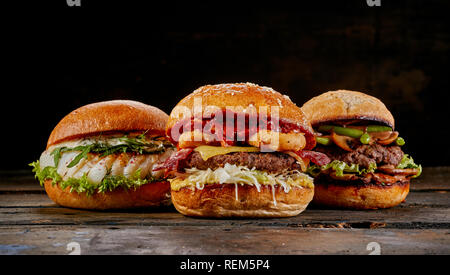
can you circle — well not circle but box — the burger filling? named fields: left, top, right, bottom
left=315, top=143, right=404, bottom=168
left=159, top=112, right=329, bottom=205
left=308, top=124, right=421, bottom=185
left=170, top=163, right=313, bottom=204
left=181, top=151, right=304, bottom=173
left=156, top=145, right=319, bottom=205
left=29, top=132, right=174, bottom=195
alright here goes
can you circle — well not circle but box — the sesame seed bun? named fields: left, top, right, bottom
left=166, top=83, right=316, bottom=149
left=164, top=83, right=316, bottom=218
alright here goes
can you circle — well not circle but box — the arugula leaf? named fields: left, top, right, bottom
left=67, top=145, right=94, bottom=168
left=50, top=147, right=67, bottom=167
left=50, top=134, right=174, bottom=169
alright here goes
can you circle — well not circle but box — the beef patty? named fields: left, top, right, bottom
left=315, top=143, right=404, bottom=168
left=179, top=151, right=301, bottom=173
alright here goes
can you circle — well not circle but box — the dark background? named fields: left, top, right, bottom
left=2, top=0, right=449, bottom=170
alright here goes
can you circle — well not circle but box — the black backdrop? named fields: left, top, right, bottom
left=2, top=0, right=449, bottom=170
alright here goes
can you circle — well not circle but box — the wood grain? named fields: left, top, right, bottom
left=0, top=226, right=448, bottom=255
left=0, top=191, right=449, bottom=229
left=0, top=167, right=449, bottom=254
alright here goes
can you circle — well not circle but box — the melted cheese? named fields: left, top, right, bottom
left=194, top=145, right=259, bottom=161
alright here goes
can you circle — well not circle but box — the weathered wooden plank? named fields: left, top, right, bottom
left=412, top=167, right=450, bottom=191
left=0, top=194, right=54, bottom=207
left=0, top=202, right=448, bottom=229
left=0, top=225, right=448, bottom=255
left=0, top=171, right=42, bottom=192
left=0, top=183, right=44, bottom=193
left=0, top=191, right=448, bottom=229
left=1, top=190, right=449, bottom=208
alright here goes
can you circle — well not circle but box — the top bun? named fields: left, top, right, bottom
left=167, top=82, right=314, bottom=135
left=301, top=90, right=395, bottom=129
left=47, top=100, right=168, bottom=148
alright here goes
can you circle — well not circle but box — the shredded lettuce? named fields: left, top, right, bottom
left=29, top=160, right=153, bottom=196
left=397, top=154, right=422, bottom=178
left=307, top=160, right=377, bottom=177
left=170, top=163, right=314, bottom=192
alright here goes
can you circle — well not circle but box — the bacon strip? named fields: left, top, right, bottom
left=295, top=150, right=331, bottom=166
left=152, top=148, right=194, bottom=175
left=167, top=112, right=316, bottom=150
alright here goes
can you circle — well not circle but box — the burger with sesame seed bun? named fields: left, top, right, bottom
left=155, top=83, right=330, bottom=218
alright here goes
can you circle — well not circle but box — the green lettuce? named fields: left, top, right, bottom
left=29, top=160, right=154, bottom=196
left=307, top=160, right=377, bottom=177
left=307, top=155, right=421, bottom=178
left=397, top=154, right=422, bottom=178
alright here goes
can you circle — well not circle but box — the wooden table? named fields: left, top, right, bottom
left=1, top=167, right=449, bottom=255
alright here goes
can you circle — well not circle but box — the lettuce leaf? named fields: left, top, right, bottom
left=397, top=154, right=422, bottom=178
left=307, top=154, right=421, bottom=178
left=307, top=160, right=377, bottom=177
left=29, top=160, right=154, bottom=196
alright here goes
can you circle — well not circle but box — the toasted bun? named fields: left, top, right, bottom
left=166, top=83, right=315, bottom=147
left=171, top=184, right=314, bottom=218
left=44, top=180, right=171, bottom=210
left=312, top=180, right=409, bottom=209
left=301, top=90, right=395, bottom=129
left=47, top=100, right=169, bottom=148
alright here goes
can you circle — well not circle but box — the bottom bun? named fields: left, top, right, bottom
left=44, top=180, right=171, bottom=210
left=312, top=179, right=410, bottom=210
left=171, top=184, right=314, bottom=218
